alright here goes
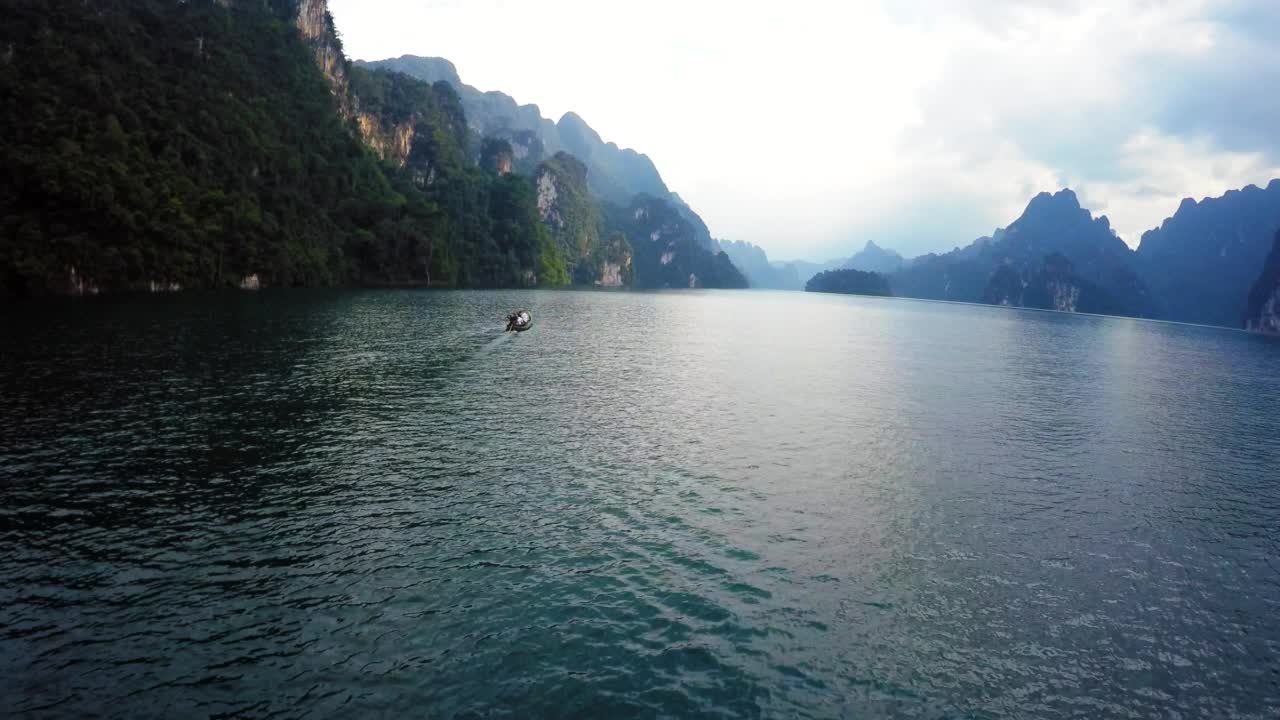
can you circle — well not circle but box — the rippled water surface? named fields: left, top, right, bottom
left=2, top=289, right=1279, bottom=718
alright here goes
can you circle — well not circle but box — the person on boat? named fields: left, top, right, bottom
left=506, top=310, right=531, bottom=332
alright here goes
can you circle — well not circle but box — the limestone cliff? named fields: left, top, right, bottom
left=981, top=253, right=1114, bottom=315
left=287, top=0, right=475, bottom=192
left=355, top=115, right=414, bottom=162
left=481, top=138, right=514, bottom=176
left=533, top=152, right=633, bottom=285
left=293, top=0, right=351, bottom=116
left=535, top=154, right=595, bottom=246
left=1245, top=230, right=1280, bottom=334
left=594, top=234, right=634, bottom=288
left=614, top=195, right=746, bottom=289
left=502, top=130, right=545, bottom=174
left=291, top=0, right=433, bottom=168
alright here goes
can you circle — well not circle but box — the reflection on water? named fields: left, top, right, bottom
left=1, top=289, right=1278, bottom=718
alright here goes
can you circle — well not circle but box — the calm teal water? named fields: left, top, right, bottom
left=2, top=289, right=1278, bottom=718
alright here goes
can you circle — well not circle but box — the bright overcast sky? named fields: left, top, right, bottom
left=328, top=0, right=1280, bottom=261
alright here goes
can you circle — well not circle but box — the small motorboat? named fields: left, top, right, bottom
left=505, top=309, right=532, bottom=332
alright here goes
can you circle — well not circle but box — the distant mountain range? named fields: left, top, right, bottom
left=718, top=240, right=801, bottom=289
left=728, top=184, right=1280, bottom=332
left=719, top=239, right=902, bottom=291
left=892, top=189, right=1156, bottom=317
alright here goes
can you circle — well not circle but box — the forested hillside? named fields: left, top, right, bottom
left=805, top=268, right=891, bottom=297
left=3, top=0, right=389, bottom=293
left=2, top=0, right=744, bottom=296
left=1, top=0, right=554, bottom=294
left=358, top=53, right=736, bottom=287
left=612, top=195, right=746, bottom=290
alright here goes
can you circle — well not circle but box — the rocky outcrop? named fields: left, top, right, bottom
left=598, top=261, right=627, bottom=287
left=594, top=234, right=633, bottom=287
left=532, top=152, right=635, bottom=287
left=293, top=0, right=351, bottom=117
left=536, top=170, right=559, bottom=222
left=1247, top=285, right=1280, bottom=334
left=503, top=130, right=544, bottom=172
left=481, top=138, right=514, bottom=175
left=337, top=67, right=471, bottom=192
left=356, top=116, right=414, bottom=163
left=290, top=0, right=430, bottom=167
left=358, top=119, right=411, bottom=166
left=1046, top=276, right=1082, bottom=312
left=981, top=253, right=1112, bottom=313
left=614, top=195, right=746, bottom=289
left=533, top=152, right=611, bottom=283
left=1245, top=230, right=1280, bottom=334
left=982, top=264, right=1025, bottom=307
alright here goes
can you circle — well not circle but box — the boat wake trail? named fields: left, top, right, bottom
left=478, top=331, right=512, bottom=355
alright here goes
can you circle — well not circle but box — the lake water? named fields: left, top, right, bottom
left=2, top=289, right=1278, bottom=718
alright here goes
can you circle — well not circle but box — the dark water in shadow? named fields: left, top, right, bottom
left=2, top=289, right=1278, bottom=718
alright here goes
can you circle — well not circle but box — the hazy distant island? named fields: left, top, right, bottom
left=730, top=186, right=1280, bottom=334
left=804, top=268, right=891, bottom=297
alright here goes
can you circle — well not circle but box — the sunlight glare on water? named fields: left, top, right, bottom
left=2, top=289, right=1278, bottom=718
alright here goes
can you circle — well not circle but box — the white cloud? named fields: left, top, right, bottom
left=1076, top=129, right=1280, bottom=244
left=328, top=0, right=1280, bottom=260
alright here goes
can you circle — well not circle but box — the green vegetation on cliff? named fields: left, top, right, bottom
left=536, top=153, right=601, bottom=272
left=2, top=0, right=374, bottom=293
left=0, top=0, right=565, bottom=295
